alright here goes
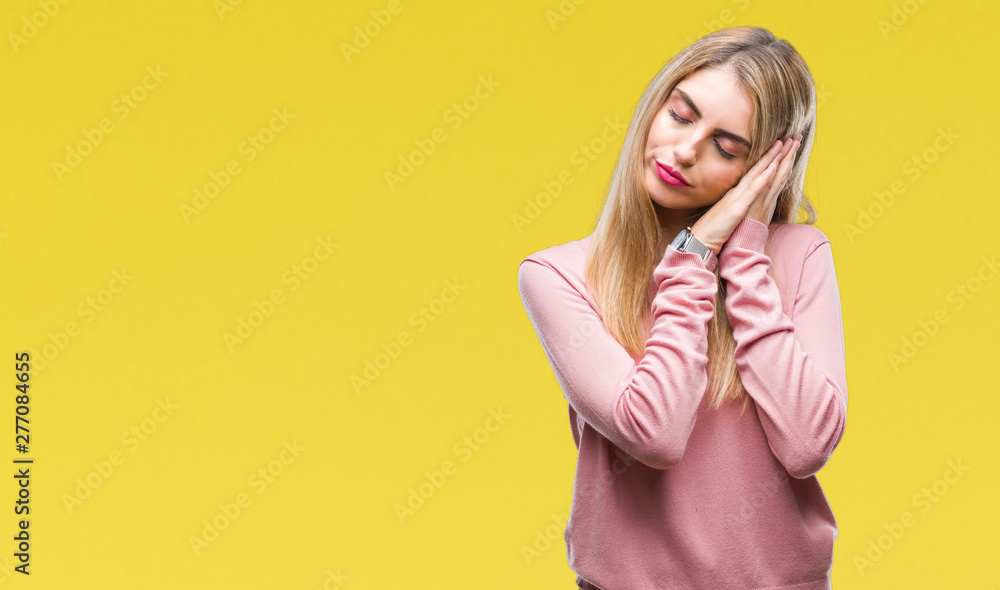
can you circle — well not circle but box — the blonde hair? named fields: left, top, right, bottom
left=585, top=26, right=818, bottom=415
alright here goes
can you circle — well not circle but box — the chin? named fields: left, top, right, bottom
left=647, top=182, right=690, bottom=209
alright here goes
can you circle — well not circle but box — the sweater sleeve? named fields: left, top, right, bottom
left=718, top=217, right=848, bottom=479
left=517, top=245, right=718, bottom=470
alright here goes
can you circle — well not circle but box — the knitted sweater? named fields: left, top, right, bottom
left=516, top=217, right=848, bottom=589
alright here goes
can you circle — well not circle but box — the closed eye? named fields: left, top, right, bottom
left=668, top=107, right=738, bottom=161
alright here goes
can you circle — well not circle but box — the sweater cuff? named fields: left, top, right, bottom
left=720, top=217, right=769, bottom=257
left=665, top=242, right=716, bottom=272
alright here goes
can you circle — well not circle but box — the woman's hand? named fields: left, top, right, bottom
left=690, top=134, right=801, bottom=255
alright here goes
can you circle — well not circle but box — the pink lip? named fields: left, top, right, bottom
left=655, top=161, right=690, bottom=187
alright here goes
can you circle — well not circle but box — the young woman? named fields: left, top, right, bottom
left=517, top=27, right=848, bottom=589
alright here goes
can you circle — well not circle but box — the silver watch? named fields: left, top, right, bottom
left=670, top=227, right=718, bottom=272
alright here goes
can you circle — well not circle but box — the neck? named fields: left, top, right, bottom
left=654, top=204, right=706, bottom=255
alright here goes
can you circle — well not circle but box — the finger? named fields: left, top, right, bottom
left=767, top=139, right=800, bottom=200
left=728, top=138, right=792, bottom=203
left=775, top=137, right=796, bottom=162
left=780, top=139, right=801, bottom=177
left=747, top=159, right=778, bottom=195
left=748, top=140, right=785, bottom=176
left=729, top=141, right=781, bottom=197
left=749, top=138, right=795, bottom=187
left=776, top=140, right=798, bottom=180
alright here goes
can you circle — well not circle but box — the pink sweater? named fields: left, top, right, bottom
left=517, top=217, right=848, bottom=590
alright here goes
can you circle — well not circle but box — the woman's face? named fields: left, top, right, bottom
left=644, top=66, right=755, bottom=221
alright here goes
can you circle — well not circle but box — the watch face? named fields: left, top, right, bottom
left=671, top=229, right=690, bottom=249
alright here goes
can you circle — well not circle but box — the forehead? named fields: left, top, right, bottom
left=671, top=67, right=754, bottom=133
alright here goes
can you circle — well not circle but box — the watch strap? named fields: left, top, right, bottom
left=671, top=227, right=718, bottom=272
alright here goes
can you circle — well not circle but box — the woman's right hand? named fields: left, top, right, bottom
left=689, top=135, right=800, bottom=255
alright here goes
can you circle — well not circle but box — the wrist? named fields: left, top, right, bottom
left=671, top=227, right=719, bottom=271
left=689, top=226, right=722, bottom=257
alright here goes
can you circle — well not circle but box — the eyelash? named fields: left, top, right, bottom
left=667, top=108, right=738, bottom=161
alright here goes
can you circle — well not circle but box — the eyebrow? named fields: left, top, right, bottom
left=673, top=87, right=752, bottom=149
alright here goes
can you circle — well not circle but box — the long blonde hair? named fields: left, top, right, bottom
left=585, top=26, right=818, bottom=415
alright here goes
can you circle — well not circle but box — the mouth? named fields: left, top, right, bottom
left=654, top=160, right=691, bottom=187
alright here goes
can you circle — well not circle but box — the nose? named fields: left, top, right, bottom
left=673, top=132, right=697, bottom=166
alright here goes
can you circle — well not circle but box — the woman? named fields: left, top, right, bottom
left=517, top=27, right=847, bottom=589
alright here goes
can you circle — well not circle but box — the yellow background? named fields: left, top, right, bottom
left=0, top=0, right=997, bottom=588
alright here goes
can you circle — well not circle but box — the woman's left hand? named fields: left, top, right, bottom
left=689, top=134, right=801, bottom=254
left=744, top=134, right=802, bottom=224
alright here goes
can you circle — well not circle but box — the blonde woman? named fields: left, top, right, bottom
left=517, top=27, right=847, bottom=589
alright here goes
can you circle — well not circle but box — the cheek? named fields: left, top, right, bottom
left=705, top=163, right=743, bottom=193
left=647, top=129, right=668, bottom=150
left=722, top=167, right=743, bottom=189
